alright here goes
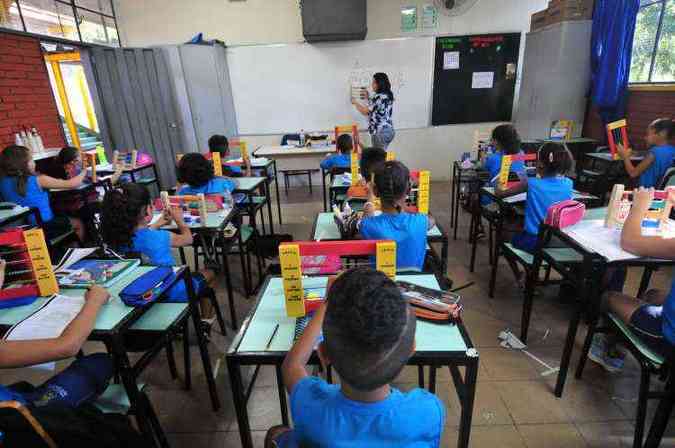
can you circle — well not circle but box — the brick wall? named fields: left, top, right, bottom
left=0, top=32, right=65, bottom=149
left=583, top=89, right=675, bottom=151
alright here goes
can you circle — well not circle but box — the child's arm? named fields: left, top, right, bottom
left=0, top=286, right=109, bottom=368
left=621, top=188, right=675, bottom=259
left=167, top=206, right=193, bottom=247
left=38, top=171, right=86, bottom=190
left=617, top=144, right=655, bottom=179
left=110, top=165, right=124, bottom=185
left=494, top=178, right=528, bottom=198
left=282, top=303, right=327, bottom=394
left=427, top=213, right=436, bottom=230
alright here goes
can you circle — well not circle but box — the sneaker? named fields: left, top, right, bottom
left=588, top=336, right=625, bottom=373
left=602, top=353, right=625, bottom=373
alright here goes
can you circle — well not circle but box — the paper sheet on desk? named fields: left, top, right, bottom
left=563, top=220, right=637, bottom=262
left=4, top=295, right=85, bottom=370
left=504, top=193, right=527, bottom=204
left=54, top=247, right=98, bottom=272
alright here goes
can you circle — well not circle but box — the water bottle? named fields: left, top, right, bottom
left=299, top=130, right=306, bottom=147
left=223, top=189, right=234, bottom=211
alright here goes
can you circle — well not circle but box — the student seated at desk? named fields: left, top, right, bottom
left=208, top=134, right=251, bottom=177
left=481, top=125, right=526, bottom=205
left=360, top=161, right=435, bottom=271
left=617, top=118, right=675, bottom=188
left=320, top=134, right=353, bottom=171
left=52, top=147, right=123, bottom=242
left=496, top=142, right=573, bottom=285
left=589, top=188, right=675, bottom=372
left=270, top=267, right=447, bottom=447
left=177, top=152, right=236, bottom=196
left=100, top=183, right=217, bottom=330
left=0, top=145, right=86, bottom=242
left=0, top=261, right=112, bottom=409
left=346, top=146, right=387, bottom=200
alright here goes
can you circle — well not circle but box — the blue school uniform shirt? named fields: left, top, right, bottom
left=639, top=144, right=675, bottom=188
left=662, top=278, right=675, bottom=345
left=524, top=176, right=574, bottom=236
left=481, top=151, right=527, bottom=205
left=178, top=177, right=236, bottom=195
left=287, top=376, right=445, bottom=448
left=320, top=153, right=351, bottom=171
left=0, top=175, right=53, bottom=224
left=130, top=228, right=194, bottom=301
left=360, top=212, right=428, bottom=271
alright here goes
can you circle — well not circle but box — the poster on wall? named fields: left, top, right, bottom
left=401, top=6, right=417, bottom=33
left=443, top=51, right=459, bottom=70
left=422, top=4, right=438, bottom=30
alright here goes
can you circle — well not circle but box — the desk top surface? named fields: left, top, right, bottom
left=255, top=145, right=337, bottom=156
left=0, top=266, right=179, bottom=332
left=481, top=186, right=599, bottom=204
left=585, top=152, right=644, bottom=162
left=234, top=177, right=266, bottom=192
left=0, top=205, right=30, bottom=223
left=153, top=207, right=236, bottom=231
left=231, top=275, right=472, bottom=356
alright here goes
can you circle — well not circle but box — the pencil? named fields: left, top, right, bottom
left=265, top=324, right=280, bottom=350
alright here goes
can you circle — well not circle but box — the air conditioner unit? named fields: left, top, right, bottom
left=301, top=0, right=367, bottom=43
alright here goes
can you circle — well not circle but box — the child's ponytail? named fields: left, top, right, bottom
left=100, top=183, right=151, bottom=250
left=537, top=142, right=572, bottom=177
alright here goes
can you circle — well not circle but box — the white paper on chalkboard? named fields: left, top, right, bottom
left=472, top=72, right=494, bottom=89
left=443, top=51, right=459, bottom=70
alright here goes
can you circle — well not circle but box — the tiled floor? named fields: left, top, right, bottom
left=4, top=181, right=675, bottom=447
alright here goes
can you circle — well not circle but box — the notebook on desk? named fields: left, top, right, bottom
left=57, top=259, right=140, bottom=288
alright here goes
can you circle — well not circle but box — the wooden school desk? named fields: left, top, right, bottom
left=524, top=207, right=675, bottom=398
left=224, top=157, right=282, bottom=227
left=254, top=145, right=337, bottom=173
left=310, top=212, right=449, bottom=273
left=0, top=265, right=220, bottom=439
left=154, top=206, right=241, bottom=328
left=226, top=274, right=478, bottom=448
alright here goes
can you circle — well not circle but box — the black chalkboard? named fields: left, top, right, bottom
left=432, top=33, right=521, bottom=126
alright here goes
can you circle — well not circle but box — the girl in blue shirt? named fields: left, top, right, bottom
left=497, top=142, right=573, bottom=283
left=0, top=145, right=86, bottom=242
left=320, top=134, right=353, bottom=171
left=176, top=152, right=237, bottom=196
left=100, top=183, right=218, bottom=325
left=360, top=161, right=434, bottom=271
left=481, top=124, right=527, bottom=206
left=617, top=118, right=675, bottom=188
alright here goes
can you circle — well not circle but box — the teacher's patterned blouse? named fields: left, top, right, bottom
left=368, top=93, right=394, bottom=134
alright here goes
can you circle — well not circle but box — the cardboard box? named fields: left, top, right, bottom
left=531, top=9, right=550, bottom=31
left=548, top=0, right=594, bottom=24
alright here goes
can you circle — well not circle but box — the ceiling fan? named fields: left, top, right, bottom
left=432, top=0, right=480, bottom=17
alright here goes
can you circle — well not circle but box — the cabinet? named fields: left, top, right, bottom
left=161, top=44, right=238, bottom=154
left=515, top=21, right=592, bottom=140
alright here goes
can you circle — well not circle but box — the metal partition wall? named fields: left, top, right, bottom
left=85, top=47, right=183, bottom=188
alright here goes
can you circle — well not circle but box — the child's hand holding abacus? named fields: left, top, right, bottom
left=0, top=259, right=5, bottom=289
left=616, top=143, right=632, bottom=160
left=633, top=187, right=655, bottom=215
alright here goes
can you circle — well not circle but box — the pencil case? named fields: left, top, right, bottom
left=119, top=267, right=176, bottom=307
left=545, top=200, right=585, bottom=229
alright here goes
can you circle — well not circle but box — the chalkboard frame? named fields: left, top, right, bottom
left=431, top=33, right=521, bottom=126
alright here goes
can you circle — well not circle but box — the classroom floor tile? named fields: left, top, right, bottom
left=4, top=181, right=675, bottom=448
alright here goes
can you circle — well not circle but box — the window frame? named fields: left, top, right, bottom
left=0, top=0, right=121, bottom=47
left=629, top=0, right=674, bottom=86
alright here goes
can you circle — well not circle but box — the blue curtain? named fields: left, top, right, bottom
left=590, top=0, right=641, bottom=124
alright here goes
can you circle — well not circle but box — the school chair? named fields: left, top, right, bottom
left=576, top=305, right=672, bottom=448
left=322, top=165, right=351, bottom=211
left=644, top=347, right=675, bottom=447
left=490, top=221, right=583, bottom=344
left=280, top=134, right=318, bottom=196
left=334, top=124, right=360, bottom=152
left=93, top=384, right=168, bottom=448
left=659, top=167, right=675, bottom=190
left=0, top=400, right=57, bottom=447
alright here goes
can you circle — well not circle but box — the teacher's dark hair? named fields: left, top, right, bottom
left=373, top=73, right=394, bottom=102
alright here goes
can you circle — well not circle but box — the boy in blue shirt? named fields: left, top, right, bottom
left=320, top=134, right=353, bottom=171
left=208, top=134, right=252, bottom=177
left=177, top=152, right=237, bottom=195
left=617, top=118, right=675, bottom=188
left=272, top=267, right=446, bottom=447
left=360, top=161, right=434, bottom=271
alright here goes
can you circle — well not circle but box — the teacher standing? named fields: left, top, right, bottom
left=352, top=73, right=395, bottom=150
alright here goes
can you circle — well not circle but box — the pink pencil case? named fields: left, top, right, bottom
left=545, top=200, right=585, bottom=229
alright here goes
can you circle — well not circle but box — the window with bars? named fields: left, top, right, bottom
left=0, top=0, right=119, bottom=47
left=630, top=0, right=674, bottom=83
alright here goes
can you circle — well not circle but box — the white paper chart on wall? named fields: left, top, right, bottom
left=227, top=37, right=434, bottom=135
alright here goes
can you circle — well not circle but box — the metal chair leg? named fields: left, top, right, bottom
left=183, top=323, right=191, bottom=390
left=634, top=367, right=651, bottom=448
left=166, top=342, right=178, bottom=380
